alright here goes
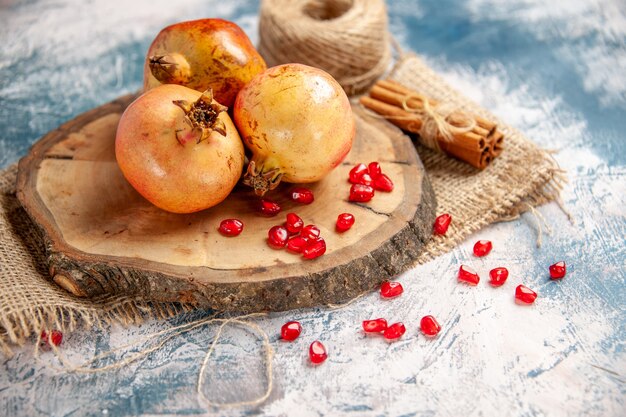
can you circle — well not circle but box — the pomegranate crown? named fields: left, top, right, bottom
left=173, top=89, right=228, bottom=145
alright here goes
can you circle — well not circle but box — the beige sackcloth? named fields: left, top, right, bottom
left=0, top=55, right=565, bottom=355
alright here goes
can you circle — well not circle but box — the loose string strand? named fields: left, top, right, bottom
left=524, top=203, right=553, bottom=248
left=196, top=318, right=274, bottom=409
left=36, top=312, right=273, bottom=409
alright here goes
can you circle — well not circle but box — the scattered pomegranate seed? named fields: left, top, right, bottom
left=349, top=184, right=375, bottom=202
left=357, top=172, right=373, bottom=186
left=458, top=265, right=480, bottom=285
left=433, top=213, right=452, bottom=235
left=489, top=267, right=509, bottom=287
left=368, top=161, right=382, bottom=178
left=473, top=240, right=493, bottom=257
left=383, top=322, right=406, bottom=340
left=515, top=285, right=537, bottom=304
left=301, top=224, right=321, bottom=240
left=420, top=316, right=441, bottom=336
left=336, top=213, right=355, bottom=232
left=373, top=173, right=394, bottom=192
left=218, top=219, right=244, bottom=237
left=40, top=330, right=63, bottom=347
left=285, top=213, right=304, bottom=234
left=549, top=261, right=567, bottom=279
left=309, top=341, right=327, bottom=364
left=380, top=281, right=403, bottom=298
left=362, top=318, right=388, bottom=333
left=281, top=321, right=302, bottom=341
left=286, top=236, right=309, bottom=253
left=291, top=187, right=314, bottom=204
left=258, top=199, right=281, bottom=216
left=267, top=226, right=289, bottom=249
left=349, top=163, right=368, bottom=184
left=303, top=237, right=326, bottom=259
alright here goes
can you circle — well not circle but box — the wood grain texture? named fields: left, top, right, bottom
left=16, top=95, right=436, bottom=312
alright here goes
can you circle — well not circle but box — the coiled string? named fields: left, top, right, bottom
left=258, top=0, right=392, bottom=95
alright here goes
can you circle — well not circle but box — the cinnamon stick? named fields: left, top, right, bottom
left=359, top=96, right=486, bottom=152
left=361, top=79, right=505, bottom=169
left=370, top=84, right=491, bottom=140
left=489, top=131, right=504, bottom=157
left=443, top=143, right=491, bottom=170
left=360, top=96, right=490, bottom=170
left=377, top=79, right=498, bottom=136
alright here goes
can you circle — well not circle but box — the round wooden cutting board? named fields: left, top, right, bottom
left=16, top=94, right=436, bottom=312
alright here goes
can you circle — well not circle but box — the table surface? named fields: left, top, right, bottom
left=1, top=0, right=625, bottom=416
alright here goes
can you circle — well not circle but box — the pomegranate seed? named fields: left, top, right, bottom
left=349, top=184, right=375, bottom=202
left=267, top=226, right=289, bottom=249
left=349, top=163, right=368, bottom=184
left=420, top=315, right=441, bottom=336
left=40, top=330, right=63, bottom=347
left=285, top=213, right=304, bottom=234
left=549, top=261, right=567, bottom=279
left=473, top=240, right=493, bottom=257
left=281, top=321, right=302, bottom=341
left=357, top=172, right=373, bottom=186
left=218, top=219, right=243, bottom=237
left=291, top=187, right=314, bottom=204
left=258, top=199, right=281, bottom=216
left=433, top=213, right=452, bottom=235
left=303, top=237, right=326, bottom=259
left=309, top=341, right=327, bottom=364
left=301, top=224, right=321, bottom=240
left=368, top=161, right=382, bottom=178
left=380, top=281, right=403, bottom=298
left=286, top=236, right=309, bottom=253
left=383, top=322, right=406, bottom=340
left=336, top=213, right=355, bottom=232
left=362, top=318, right=387, bottom=333
left=373, top=173, right=394, bottom=192
left=515, top=285, right=537, bottom=304
left=458, top=265, right=480, bottom=285
left=489, top=267, right=509, bottom=287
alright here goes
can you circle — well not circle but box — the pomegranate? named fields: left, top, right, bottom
left=115, top=85, right=244, bottom=213
left=144, top=19, right=267, bottom=107
left=234, top=64, right=355, bottom=196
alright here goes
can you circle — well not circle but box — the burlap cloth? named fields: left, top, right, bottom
left=0, top=55, right=565, bottom=355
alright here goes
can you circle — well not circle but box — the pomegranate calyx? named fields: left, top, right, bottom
left=173, top=89, right=228, bottom=145
left=242, top=160, right=283, bottom=196
left=149, top=53, right=191, bottom=85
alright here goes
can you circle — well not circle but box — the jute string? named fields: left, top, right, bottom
left=36, top=312, right=275, bottom=408
left=34, top=295, right=369, bottom=408
left=258, top=0, right=391, bottom=95
left=360, top=92, right=477, bottom=153
left=403, top=94, right=476, bottom=152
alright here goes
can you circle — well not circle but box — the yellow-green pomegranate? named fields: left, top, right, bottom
left=233, top=64, right=355, bottom=196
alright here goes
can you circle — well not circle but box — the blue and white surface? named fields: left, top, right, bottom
left=1, top=0, right=625, bottom=416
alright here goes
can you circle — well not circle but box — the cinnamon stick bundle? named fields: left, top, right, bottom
left=360, top=79, right=504, bottom=169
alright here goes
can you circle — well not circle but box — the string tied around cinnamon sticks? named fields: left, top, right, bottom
left=399, top=92, right=476, bottom=153
left=360, top=79, right=504, bottom=169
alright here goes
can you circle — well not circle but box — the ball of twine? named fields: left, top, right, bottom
left=258, top=0, right=392, bottom=96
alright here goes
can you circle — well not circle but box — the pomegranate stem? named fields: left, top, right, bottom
left=242, top=160, right=283, bottom=196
